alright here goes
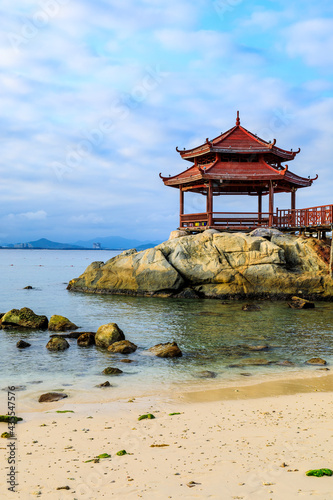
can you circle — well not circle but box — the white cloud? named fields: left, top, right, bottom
left=285, top=18, right=333, bottom=68
left=19, top=210, right=47, bottom=220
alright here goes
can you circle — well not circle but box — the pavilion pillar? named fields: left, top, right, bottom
left=207, top=180, right=213, bottom=227
left=258, top=192, right=262, bottom=224
left=291, top=189, right=296, bottom=210
left=291, top=189, right=296, bottom=227
left=268, top=181, right=274, bottom=227
left=179, top=187, right=184, bottom=228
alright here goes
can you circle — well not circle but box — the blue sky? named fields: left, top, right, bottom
left=1, top=0, right=333, bottom=244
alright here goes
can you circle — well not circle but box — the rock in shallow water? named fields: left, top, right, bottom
left=17, top=340, right=31, bottom=348
left=77, top=332, right=96, bottom=347
left=107, top=340, right=137, bottom=354
left=46, top=337, right=70, bottom=351
left=306, top=357, right=327, bottom=365
left=103, top=367, right=123, bottom=375
left=2, top=307, right=48, bottom=329
left=288, top=296, right=315, bottom=309
left=39, top=392, right=68, bottom=403
left=48, top=315, right=78, bottom=331
left=95, top=323, right=125, bottom=348
left=194, top=370, right=217, bottom=378
left=148, top=342, right=182, bottom=358
left=96, top=381, right=112, bottom=387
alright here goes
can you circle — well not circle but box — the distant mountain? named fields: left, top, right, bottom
left=13, top=238, right=85, bottom=250
left=3, top=236, right=163, bottom=250
left=74, top=236, right=162, bottom=250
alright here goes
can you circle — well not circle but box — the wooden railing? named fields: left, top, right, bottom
left=276, top=205, right=333, bottom=228
left=180, top=212, right=270, bottom=229
left=180, top=205, right=333, bottom=230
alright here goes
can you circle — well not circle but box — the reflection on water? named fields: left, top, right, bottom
left=0, top=249, right=332, bottom=396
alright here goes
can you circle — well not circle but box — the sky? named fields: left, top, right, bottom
left=1, top=0, right=333, bottom=244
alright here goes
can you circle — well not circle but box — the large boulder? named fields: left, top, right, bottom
left=107, top=340, right=137, bottom=354
left=48, top=315, right=78, bottom=331
left=95, top=323, right=125, bottom=348
left=1, top=308, right=48, bottom=329
left=67, top=232, right=333, bottom=299
left=148, top=342, right=182, bottom=358
left=46, top=337, right=70, bottom=351
left=67, top=247, right=184, bottom=296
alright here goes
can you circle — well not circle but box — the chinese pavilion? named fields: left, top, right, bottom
left=160, top=112, right=318, bottom=231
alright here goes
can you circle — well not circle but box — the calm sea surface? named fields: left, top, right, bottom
left=1, top=249, right=333, bottom=401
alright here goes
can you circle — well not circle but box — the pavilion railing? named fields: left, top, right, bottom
left=180, top=205, right=333, bottom=230
left=180, top=212, right=271, bottom=228
left=276, top=205, right=333, bottom=228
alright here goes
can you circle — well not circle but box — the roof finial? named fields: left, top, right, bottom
left=236, top=110, right=240, bottom=126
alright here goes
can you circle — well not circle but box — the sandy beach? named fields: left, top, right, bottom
left=1, top=372, right=332, bottom=500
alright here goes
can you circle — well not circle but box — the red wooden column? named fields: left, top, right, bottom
left=291, top=188, right=296, bottom=226
left=258, top=192, right=262, bottom=224
left=268, top=181, right=274, bottom=227
left=207, top=180, right=213, bottom=226
left=179, top=187, right=184, bottom=227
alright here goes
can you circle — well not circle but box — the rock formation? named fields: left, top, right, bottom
left=67, top=230, right=333, bottom=300
left=95, top=323, right=125, bottom=348
left=1, top=308, right=48, bottom=329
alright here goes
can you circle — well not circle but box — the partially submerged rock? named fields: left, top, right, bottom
left=306, top=357, right=327, bottom=365
left=1, top=308, right=48, bottom=329
left=50, top=331, right=82, bottom=339
left=48, top=315, right=78, bottom=331
left=288, top=296, right=315, bottom=309
left=194, top=370, right=217, bottom=378
left=46, top=337, right=70, bottom=351
left=242, top=304, right=261, bottom=311
left=148, top=342, right=182, bottom=358
left=107, top=340, right=137, bottom=354
left=38, top=392, right=68, bottom=403
left=77, top=332, right=95, bottom=347
left=17, top=340, right=31, bottom=349
left=96, top=381, right=112, bottom=387
left=103, top=367, right=123, bottom=375
left=95, top=323, right=125, bottom=348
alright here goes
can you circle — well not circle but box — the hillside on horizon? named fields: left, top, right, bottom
left=2, top=236, right=163, bottom=250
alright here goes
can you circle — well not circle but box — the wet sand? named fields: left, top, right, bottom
left=0, top=371, right=332, bottom=499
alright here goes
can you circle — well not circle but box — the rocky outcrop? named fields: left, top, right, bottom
left=48, top=315, right=78, bottom=331
left=1, top=308, right=48, bottom=329
left=67, top=231, right=333, bottom=300
left=95, top=323, right=125, bottom=348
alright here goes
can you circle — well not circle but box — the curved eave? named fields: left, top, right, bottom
left=161, top=161, right=316, bottom=189
left=284, top=170, right=315, bottom=187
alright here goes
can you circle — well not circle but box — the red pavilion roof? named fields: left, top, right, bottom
left=177, top=112, right=300, bottom=162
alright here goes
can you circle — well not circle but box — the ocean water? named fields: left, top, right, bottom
left=1, top=249, right=333, bottom=402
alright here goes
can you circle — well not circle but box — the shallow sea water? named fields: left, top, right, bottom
left=1, top=249, right=333, bottom=402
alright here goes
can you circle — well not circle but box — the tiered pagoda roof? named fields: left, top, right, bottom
left=160, top=112, right=317, bottom=195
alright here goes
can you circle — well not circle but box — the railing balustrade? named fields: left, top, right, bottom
left=180, top=205, right=333, bottom=229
